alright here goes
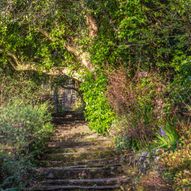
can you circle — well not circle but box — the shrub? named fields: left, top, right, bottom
left=0, top=74, right=51, bottom=107
left=0, top=154, right=33, bottom=189
left=169, top=54, right=191, bottom=111
left=0, top=99, right=54, bottom=189
left=0, top=100, right=53, bottom=153
left=160, top=121, right=191, bottom=190
left=107, top=68, right=166, bottom=150
left=106, top=67, right=135, bottom=115
left=80, top=72, right=115, bottom=134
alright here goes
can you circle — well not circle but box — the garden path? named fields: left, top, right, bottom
left=29, top=113, right=133, bottom=191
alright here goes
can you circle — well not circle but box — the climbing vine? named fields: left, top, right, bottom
left=80, top=72, right=115, bottom=134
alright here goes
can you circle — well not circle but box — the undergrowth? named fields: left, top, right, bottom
left=0, top=75, right=54, bottom=190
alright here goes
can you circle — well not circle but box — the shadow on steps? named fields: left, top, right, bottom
left=27, top=113, right=131, bottom=191
left=52, top=111, right=85, bottom=125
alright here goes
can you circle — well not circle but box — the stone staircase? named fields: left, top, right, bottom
left=28, top=113, right=130, bottom=190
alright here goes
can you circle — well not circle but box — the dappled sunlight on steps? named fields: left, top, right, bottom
left=27, top=113, right=131, bottom=191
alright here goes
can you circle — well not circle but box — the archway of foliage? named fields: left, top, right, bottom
left=1, top=0, right=191, bottom=133
left=0, top=0, right=191, bottom=189
left=0, top=0, right=116, bottom=133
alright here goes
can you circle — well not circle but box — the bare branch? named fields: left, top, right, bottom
left=0, top=49, right=82, bottom=81
left=38, top=28, right=53, bottom=41
left=16, top=64, right=82, bottom=81
left=38, top=29, right=95, bottom=72
left=0, top=49, right=21, bottom=67
left=65, top=44, right=94, bottom=72
left=85, top=14, right=98, bottom=38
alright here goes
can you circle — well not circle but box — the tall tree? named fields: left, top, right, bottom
left=0, top=0, right=99, bottom=79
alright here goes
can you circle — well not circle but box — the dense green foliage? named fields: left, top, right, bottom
left=0, top=0, right=191, bottom=189
left=0, top=0, right=88, bottom=73
left=0, top=101, right=53, bottom=152
left=0, top=100, right=53, bottom=189
left=0, top=74, right=47, bottom=105
left=80, top=73, right=115, bottom=133
left=0, top=74, right=54, bottom=189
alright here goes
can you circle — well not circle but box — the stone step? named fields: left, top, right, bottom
left=48, top=137, right=111, bottom=144
left=47, top=140, right=112, bottom=149
left=52, top=130, right=91, bottom=137
left=50, top=128, right=108, bottom=138
left=53, top=125, right=89, bottom=132
left=28, top=118, right=130, bottom=190
left=37, top=163, right=122, bottom=171
left=40, top=160, right=121, bottom=168
left=29, top=184, right=122, bottom=190
left=44, top=150, right=116, bottom=161
left=38, top=176, right=129, bottom=186
left=35, top=166, right=123, bottom=179
left=40, top=157, right=122, bottom=167
left=46, top=146, right=114, bottom=155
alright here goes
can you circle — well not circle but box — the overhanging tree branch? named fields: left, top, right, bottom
left=0, top=49, right=82, bottom=81
left=38, top=28, right=94, bottom=72
left=85, top=14, right=98, bottom=37
left=37, top=13, right=98, bottom=73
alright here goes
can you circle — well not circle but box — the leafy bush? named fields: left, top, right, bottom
left=160, top=121, right=191, bottom=190
left=0, top=74, right=49, bottom=106
left=80, top=72, right=115, bottom=134
left=0, top=100, right=53, bottom=189
left=0, top=100, right=53, bottom=153
left=0, top=154, right=33, bottom=189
